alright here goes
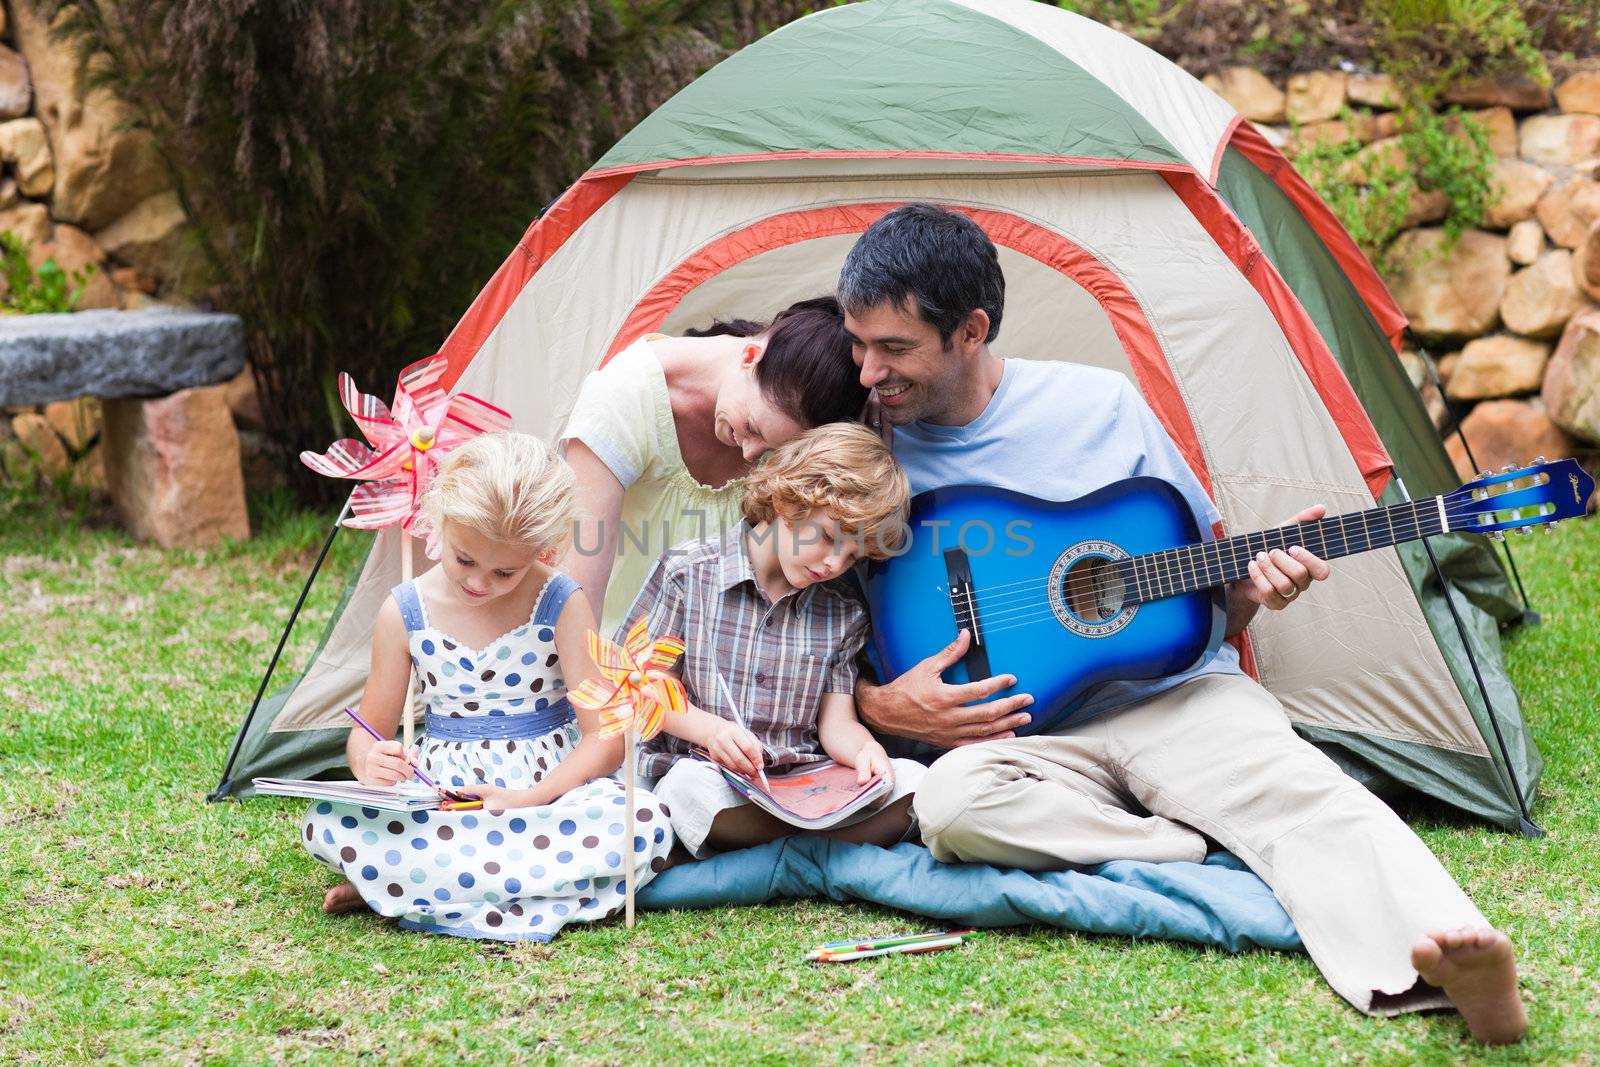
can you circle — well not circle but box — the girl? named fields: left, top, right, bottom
left=303, top=432, right=673, bottom=941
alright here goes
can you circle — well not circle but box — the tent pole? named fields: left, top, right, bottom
left=1407, top=328, right=1539, bottom=626
left=1396, top=477, right=1543, bottom=838
left=210, top=505, right=348, bottom=802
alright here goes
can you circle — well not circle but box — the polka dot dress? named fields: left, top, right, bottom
left=301, top=575, right=675, bottom=942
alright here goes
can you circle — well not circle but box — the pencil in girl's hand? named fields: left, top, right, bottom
left=343, top=705, right=438, bottom=789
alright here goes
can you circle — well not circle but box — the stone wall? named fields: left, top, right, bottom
left=1205, top=63, right=1600, bottom=480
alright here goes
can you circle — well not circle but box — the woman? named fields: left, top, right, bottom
left=560, top=296, right=869, bottom=632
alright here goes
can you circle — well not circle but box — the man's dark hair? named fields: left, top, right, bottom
left=686, top=296, right=867, bottom=428
left=837, top=203, right=1004, bottom=344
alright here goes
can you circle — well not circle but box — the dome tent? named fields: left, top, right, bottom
left=217, top=0, right=1541, bottom=833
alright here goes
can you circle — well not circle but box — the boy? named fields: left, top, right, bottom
left=622, top=422, right=923, bottom=858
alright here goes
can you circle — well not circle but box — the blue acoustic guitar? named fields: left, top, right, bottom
left=865, top=458, right=1594, bottom=737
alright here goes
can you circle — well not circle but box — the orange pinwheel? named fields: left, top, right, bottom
left=569, top=616, right=687, bottom=741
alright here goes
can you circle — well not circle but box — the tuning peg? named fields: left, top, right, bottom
left=1490, top=530, right=1506, bottom=541
left=1501, top=463, right=1517, bottom=473
left=1517, top=526, right=1532, bottom=536
left=1480, top=469, right=1494, bottom=479
left=1534, top=455, right=1547, bottom=465
left=1545, top=522, right=1558, bottom=533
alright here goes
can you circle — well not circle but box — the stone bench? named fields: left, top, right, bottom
left=0, top=308, right=251, bottom=547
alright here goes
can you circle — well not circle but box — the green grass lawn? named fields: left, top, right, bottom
left=2, top=488, right=1596, bottom=1065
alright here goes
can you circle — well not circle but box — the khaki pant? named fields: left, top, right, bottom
left=914, top=673, right=1486, bottom=1015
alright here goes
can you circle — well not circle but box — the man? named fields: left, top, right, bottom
left=841, top=203, right=1526, bottom=1043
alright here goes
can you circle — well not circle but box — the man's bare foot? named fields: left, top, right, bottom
left=322, top=881, right=369, bottom=916
left=1411, top=927, right=1528, bottom=1044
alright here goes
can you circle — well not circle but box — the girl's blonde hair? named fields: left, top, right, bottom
left=741, top=422, right=910, bottom=559
left=421, top=432, right=575, bottom=559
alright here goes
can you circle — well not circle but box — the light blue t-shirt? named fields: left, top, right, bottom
left=890, top=358, right=1241, bottom=726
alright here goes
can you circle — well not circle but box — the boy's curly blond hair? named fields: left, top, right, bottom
left=740, top=422, right=910, bottom=559
left=421, top=432, right=576, bottom=559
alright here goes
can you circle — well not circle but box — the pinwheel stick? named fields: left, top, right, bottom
left=624, top=730, right=638, bottom=927
left=399, top=535, right=417, bottom=751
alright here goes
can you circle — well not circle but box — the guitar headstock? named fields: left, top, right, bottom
left=1448, top=458, right=1595, bottom=537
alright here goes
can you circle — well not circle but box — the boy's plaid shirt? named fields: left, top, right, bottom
left=619, top=522, right=868, bottom=780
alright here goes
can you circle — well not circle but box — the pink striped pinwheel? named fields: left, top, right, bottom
left=569, top=617, right=688, bottom=741
left=299, top=354, right=512, bottom=555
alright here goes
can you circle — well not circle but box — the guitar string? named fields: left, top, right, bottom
left=944, top=501, right=1505, bottom=634
left=966, top=504, right=1471, bottom=627
left=926, top=493, right=1490, bottom=608
left=942, top=500, right=1468, bottom=619
left=970, top=504, right=1486, bottom=638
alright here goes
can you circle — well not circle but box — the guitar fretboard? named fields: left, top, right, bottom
left=1119, top=494, right=1453, bottom=605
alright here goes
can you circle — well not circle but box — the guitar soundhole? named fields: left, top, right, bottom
left=1062, top=555, right=1126, bottom=623
left=1047, top=541, right=1136, bottom=639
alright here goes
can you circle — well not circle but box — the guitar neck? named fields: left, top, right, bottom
left=1124, top=494, right=1454, bottom=605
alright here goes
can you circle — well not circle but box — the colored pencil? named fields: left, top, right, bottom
left=810, top=936, right=969, bottom=963
left=344, top=705, right=438, bottom=789
left=808, top=929, right=977, bottom=956
left=714, top=670, right=770, bottom=790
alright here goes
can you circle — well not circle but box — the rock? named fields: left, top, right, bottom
left=1543, top=309, right=1600, bottom=443
left=1501, top=250, right=1589, bottom=338
left=1477, top=108, right=1520, bottom=158
left=70, top=438, right=104, bottom=492
left=1445, top=399, right=1578, bottom=480
left=1534, top=180, right=1600, bottom=248
left=222, top=368, right=263, bottom=430
left=1555, top=71, right=1600, bottom=116
left=1386, top=229, right=1510, bottom=341
left=1203, top=66, right=1286, bottom=123
left=1444, top=75, right=1554, bottom=112
left=109, top=266, right=157, bottom=295
left=1574, top=222, right=1600, bottom=302
left=0, top=308, right=246, bottom=406
left=1421, top=379, right=1449, bottom=430
left=0, top=178, right=15, bottom=211
left=42, top=395, right=98, bottom=450
left=1485, top=159, right=1553, bottom=229
left=1507, top=218, right=1545, bottom=265
left=1445, top=335, right=1551, bottom=400
left=1348, top=73, right=1397, bottom=109
left=1339, top=136, right=1405, bottom=184
left=0, top=44, right=30, bottom=120
left=1291, top=119, right=1350, bottom=154
left=1398, top=349, right=1425, bottom=388
left=102, top=383, right=250, bottom=548
left=9, top=0, right=169, bottom=230
left=1519, top=114, right=1600, bottom=170
left=0, top=200, right=49, bottom=247
left=1286, top=71, right=1347, bottom=125
left=236, top=427, right=282, bottom=494
left=29, top=223, right=117, bottom=310
left=10, top=408, right=66, bottom=474
left=0, top=116, right=52, bottom=197
left=1402, top=189, right=1451, bottom=229
left=94, top=192, right=190, bottom=285
left=1374, top=111, right=1402, bottom=140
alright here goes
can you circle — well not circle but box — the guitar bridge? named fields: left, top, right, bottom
left=944, top=548, right=992, bottom=681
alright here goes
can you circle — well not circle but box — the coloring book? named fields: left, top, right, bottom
left=715, top=760, right=890, bottom=830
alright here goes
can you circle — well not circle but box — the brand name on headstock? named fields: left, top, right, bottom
left=1574, top=473, right=1584, bottom=504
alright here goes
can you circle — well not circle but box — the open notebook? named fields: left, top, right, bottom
left=252, top=778, right=442, bottom=812
left=715, top=760, right=890, bottom=831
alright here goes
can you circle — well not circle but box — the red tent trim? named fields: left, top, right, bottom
left=1163, top=171, right=1395, bottom=499
left=437, top=173, right=633, bottom=391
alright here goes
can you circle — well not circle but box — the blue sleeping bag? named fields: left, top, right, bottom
left=637, top=839, right=1301, bottom=953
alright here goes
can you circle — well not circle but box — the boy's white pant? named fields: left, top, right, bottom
left=914, top=673, right=1487, bottom=1015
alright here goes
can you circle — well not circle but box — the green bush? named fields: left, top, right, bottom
left=0, top=230, right=93, bottom=314
left=1292, top=108, right=1497, bottom=259
left=43, top=1, right=815, bottom=502
left=1365, top=0, right=1548, bottom=106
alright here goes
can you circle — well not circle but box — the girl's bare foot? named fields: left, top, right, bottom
left=322, top=881, right=369, bottom=915
left=1411, top=927, right=1527, bottom=1044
